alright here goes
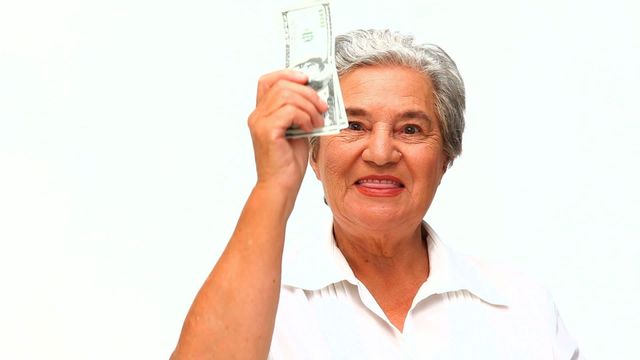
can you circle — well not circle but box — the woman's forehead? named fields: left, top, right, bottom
left=339, top=65, right=436, bottom=117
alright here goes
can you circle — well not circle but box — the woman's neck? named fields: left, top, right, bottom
left=332, top=219, right=430, bottom=332
left=332, top=220, right=429, bottom=280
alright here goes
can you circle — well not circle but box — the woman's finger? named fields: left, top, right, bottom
left=258, top=72, right=329, bottom=115
left=262, top=85, right=325, bottom=128
left=276, top=104, right=314, bottom=133
left=249, top=101, right=315, bottom=136
left=256, top=70, right=308, bottom=103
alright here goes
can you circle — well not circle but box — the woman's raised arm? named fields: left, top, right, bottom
left=171, top=70, right=327, bottom=359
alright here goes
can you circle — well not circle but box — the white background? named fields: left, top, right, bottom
left=1, top=0, right=638, bottom=358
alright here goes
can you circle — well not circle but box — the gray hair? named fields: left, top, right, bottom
left=310, top=29, right=466, bottom=167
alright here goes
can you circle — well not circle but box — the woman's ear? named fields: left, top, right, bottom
left=309, top=140, right=322, bottom=180
left=437, top=156, right=449, bottom=185
left=309, top=152, right=322, bottom=180
left=442, top=153, right=450, bottom=175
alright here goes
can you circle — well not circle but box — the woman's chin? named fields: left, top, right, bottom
left=342, top=205, right=412, bottom=230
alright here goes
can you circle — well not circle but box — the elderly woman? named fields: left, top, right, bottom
left=172, top=30, right=580, bottom=359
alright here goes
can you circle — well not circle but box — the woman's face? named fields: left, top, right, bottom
left=310, top=65, right=448, bottom=231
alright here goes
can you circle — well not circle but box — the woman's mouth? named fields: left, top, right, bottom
left=355, top=176, right=405, bottom=197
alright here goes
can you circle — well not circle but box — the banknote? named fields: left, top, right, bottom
left=282, top=1, right=348, bottom=138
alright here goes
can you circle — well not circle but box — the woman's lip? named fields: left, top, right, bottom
left=355, top=175, right=405, bottom=197
left=355, top=184, right=404, bottom=197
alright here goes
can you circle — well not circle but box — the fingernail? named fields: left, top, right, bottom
left=292, top=70, right=307, bottom=82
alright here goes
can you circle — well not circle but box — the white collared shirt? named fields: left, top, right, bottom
left=269, top=223, right=581, bottom=359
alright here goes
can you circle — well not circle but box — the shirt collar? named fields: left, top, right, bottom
left=282, top=224, right=359, bottom=290
left=282, top=221, right=509, bottom=307
left=418, top=222, right=508, bottom=306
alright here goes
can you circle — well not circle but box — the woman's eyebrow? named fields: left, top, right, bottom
left=345, top=108, right=432, bottom=124
left=400, top=110, right=432, bottom=123
left=345, top=107, right=368, bottom=117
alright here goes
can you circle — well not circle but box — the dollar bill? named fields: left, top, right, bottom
left=282, top=1, right=348, bottom=138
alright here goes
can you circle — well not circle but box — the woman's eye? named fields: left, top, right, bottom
left=402, top=125, right=420, bottom=134
left=348, top=121, right=364, bottom=131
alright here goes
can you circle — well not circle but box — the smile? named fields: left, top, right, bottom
left=355, top=176, right=405, bottom=197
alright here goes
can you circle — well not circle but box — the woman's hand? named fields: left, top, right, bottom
left=248, top=69, right=328, bottom=198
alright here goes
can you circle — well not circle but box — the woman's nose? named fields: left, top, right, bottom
left=361, top=129, right=401, bottom=166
